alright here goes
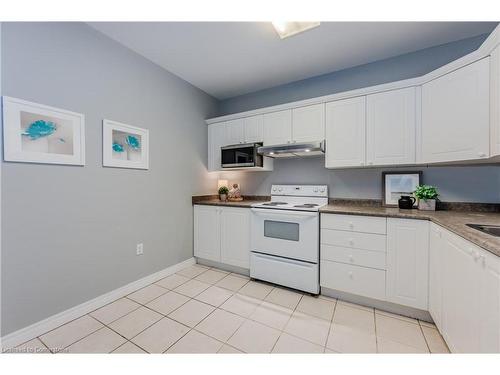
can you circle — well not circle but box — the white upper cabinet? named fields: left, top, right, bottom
left=292, top=104, right=325, bottom=143
left=386, top=218, right=429, bottom=310
left=263, top=110, right=292, bottom=146
left=225, top=118, right=245, bottom=145
left=421, top=58, right=490, bottom=163
left=244, top=115, right=264, bottom=143
left=366, top=87, right=416, bottom=166
left=208, top=122, right=227, bottom=172
left=226, top=116, right=264, bottom=144
left=325, top=97, right=366, bottom=168
left=490, top=46, right=500, bottom=156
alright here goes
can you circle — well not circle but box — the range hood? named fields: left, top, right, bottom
left=257, top=140, right=325, bottom=158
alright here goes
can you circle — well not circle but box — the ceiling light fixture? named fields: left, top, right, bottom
left=272, top=22, right=320, bottom=39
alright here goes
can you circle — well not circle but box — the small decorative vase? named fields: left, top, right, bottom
left=418, top=199, right=436, bottom=211
left=219, top=194, right=227, bottom=202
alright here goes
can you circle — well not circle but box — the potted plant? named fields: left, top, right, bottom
left=218, top=186, right=229, bottom=202
left=413, top=185, right=439, bottom=211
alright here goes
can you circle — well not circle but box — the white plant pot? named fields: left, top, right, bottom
left=219, top=194, right=227, bottom=202
left=418, top=199, right=436, bottom=211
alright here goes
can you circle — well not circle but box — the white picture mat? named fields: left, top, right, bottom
left=384, top=173, right=420, bottom=206
left=2, top=96, right=85, bottom=165
left=102, top=119, right=149, bottom=169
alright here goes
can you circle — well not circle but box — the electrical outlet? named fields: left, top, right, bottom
left=136, top=243, right=144, bottom=256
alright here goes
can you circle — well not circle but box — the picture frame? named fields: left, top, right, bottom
left=102, top=119, right=149, bottom=170
left=2, top=96, right=85, bottom=165
left=382, top=171, right=422, bottom=207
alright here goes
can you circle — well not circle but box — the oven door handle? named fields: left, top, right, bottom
left=252, top=252, right=316, bottom=268
left=251, top=208, right=318, bottom=219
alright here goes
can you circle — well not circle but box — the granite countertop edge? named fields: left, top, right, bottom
left=192, top=198, right=500, bottom=258
left=320, top=205, right=500, bottom=258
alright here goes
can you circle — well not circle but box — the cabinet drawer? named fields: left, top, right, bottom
left=321, top=244, right=386, bottom=270
left=321, top=260, right=386, bottom=300
left=321, top=214, right=386, bottom=234
left=321, top=229, right=386, bottom=252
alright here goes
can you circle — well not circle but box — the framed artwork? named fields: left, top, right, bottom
left=103, top=119, right=149, bottom=169
left=2, top=96, right=85, bottom=165
left=382, top=171, right=422, bottom=207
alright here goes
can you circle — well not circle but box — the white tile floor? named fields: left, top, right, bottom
left=6, top=263, right=450, bottom=354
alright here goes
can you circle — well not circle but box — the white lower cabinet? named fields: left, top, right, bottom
left=321, top=260, right=386, bottom=300
left=320, top=213, right=387, bottom=301
left=220, top=207, right=251, bottom=269
left=320, top=213, right=500, bottom=353
left=193, top=205, right=221, bottom=262
left=194, top=205, right=250, bottom=269
left=428, top=222, right=444, bottom=328
left=386, top=218, right=429, bottom=310
left=434, top=227, right=500, bottom=353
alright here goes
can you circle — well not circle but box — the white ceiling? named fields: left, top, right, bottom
left=88, top=22, right=497, bottom=99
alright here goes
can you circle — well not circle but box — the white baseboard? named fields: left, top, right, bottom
left=0, top=257, right=196, bottom=349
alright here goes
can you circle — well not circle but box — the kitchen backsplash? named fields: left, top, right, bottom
left=205, top=157, right=500, bottom=203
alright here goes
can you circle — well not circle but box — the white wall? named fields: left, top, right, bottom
left=1, top=22, right=217, bottom=336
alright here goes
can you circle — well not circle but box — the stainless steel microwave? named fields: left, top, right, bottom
left=221, top=142, right=263, bottom=169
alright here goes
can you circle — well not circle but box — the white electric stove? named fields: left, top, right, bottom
left=250, top=185, right=328, bottom=294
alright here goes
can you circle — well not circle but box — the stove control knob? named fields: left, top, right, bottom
left=278, top=187, right=283, bottom=192
left=313, top=187, right=318, bottom=193
left=319, top=188, right=325, bottom=193
left=272, top=187, right=277, bottom=192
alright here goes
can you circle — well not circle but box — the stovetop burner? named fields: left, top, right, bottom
left=262, top=202, right=287, bottom=206
left=294, top=203, right=319, bottom=208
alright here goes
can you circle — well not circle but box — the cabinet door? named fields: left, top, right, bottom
left=441, top=232, right=480, bottom=353
left=208, top=122, right=227, bottom=171
left=421, top=58, right=490, bottom=163
left=244, top=115, right=264, bottom=143
left=325, top=97, right=366, bottom=168
left=226, top=118, right=245, bottom=145
left=194, top=205, right=221, bottom=262
left=292, top=104, right=325, bottom=142
left=366, top=87, right=416, bottom=166
left=220, top=207, right=250, bottom=269
left=477, top=248, right=500, bottom=353
left=386, top=218, right=429, bottom=310
left=491, top=46, right=500, bottom=156
left=263, top=110, right=292, bottom=145
left=428, top=223, right=444, bottom=329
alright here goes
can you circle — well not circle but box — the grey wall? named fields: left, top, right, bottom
left=213, top=158, right=500, bottom=203
left=212, top=32, right=500, bottom=203
left=1, top=23, right=218, bottom=335
left=218, top=33, right=490, bottom=115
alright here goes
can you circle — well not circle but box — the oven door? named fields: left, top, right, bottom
left=250, top=208, right=319, bottom=263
